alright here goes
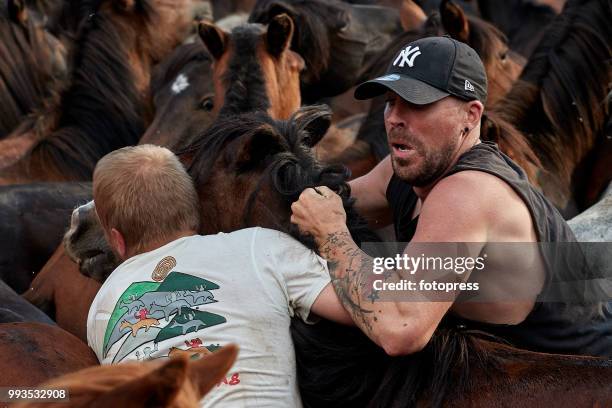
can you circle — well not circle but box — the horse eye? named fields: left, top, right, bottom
left=499, top=51, right=508, bottom=62
left=199, top=97, right=214, bottom=111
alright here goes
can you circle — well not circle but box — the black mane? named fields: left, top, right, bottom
left=219, top=24, right=271, bottom=117
left=27, top=0, right=155, bottom=179
left=187, top=110, right=377, bottom=249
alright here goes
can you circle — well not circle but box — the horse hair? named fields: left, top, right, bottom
left=186, top=110, right=378, bottom=249
left=150, top=42, right=211, bottom=98
left=249, top=0, right=350, bottom=82
left=491, top=0, right=612, bottom=202
left=292, top=317, right=509, bottom=408
left=20, top=0, right=153, bottom=179
left=218, top=24, right=271, bottom=117
left=0, top=13, right=57, bottom=137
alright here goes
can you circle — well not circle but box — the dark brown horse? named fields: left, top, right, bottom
left=139, top=42, right=216, bottom=152
left=0, top=280, right=54, bottom=324
left=249, top=0, right=404, bottom=103
left=0, top=0, right=193, bottom=185
left=0, top=182, right=92, bottom=293
left=487, top=0, right=611, bottom=217
left=329, top=0, right=527, bottom=178
left=0, top=0, right=66, bottom=138
left=0, top=322, right=97, bottom=387
left=198, top=13, right=304, bottom=120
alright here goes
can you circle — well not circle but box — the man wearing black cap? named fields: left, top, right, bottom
left=291, top=36, right=612, bottom=357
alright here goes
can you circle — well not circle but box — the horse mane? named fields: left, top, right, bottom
left=292, top=318, right=509, bottom=408
left=150, top=42, right=211, bottom=97
left=492, top=0, right=611, bottom=195
left=218, top=24, right=270, bottom=117
left=249, top=0, right=350, bottom=82
left=0, top=14, right=57, bottom=137
left=24, top=0, right=153, bottom=179
left=186, top=110, right=378, bottom=249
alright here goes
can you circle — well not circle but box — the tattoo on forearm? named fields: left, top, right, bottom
left=320, top=231, right=377, bottom=337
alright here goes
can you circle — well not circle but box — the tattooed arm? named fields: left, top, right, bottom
left=291, top=183, right=488, bottom=356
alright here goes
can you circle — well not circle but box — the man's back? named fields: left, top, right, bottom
left=88, top=227, right=331, bottom=407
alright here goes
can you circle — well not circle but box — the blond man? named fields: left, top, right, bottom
left=88, top=145, right=352, bottom=407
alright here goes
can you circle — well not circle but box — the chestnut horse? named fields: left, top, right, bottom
left=249, top=0, right=404, bottom=103
left=0, top=0, right=193, bottom=185
left=197, top=13, right=304, bottom=120
left=0, top=0, right=66, bottom=138
left=14, top=345, right=238, bottom=408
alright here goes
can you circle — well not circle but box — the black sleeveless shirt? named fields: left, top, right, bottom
left=385, top=141, right=612, bottom=357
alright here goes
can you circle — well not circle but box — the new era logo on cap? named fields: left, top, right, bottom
left=464, top=80, right=475, bottom=92
left=393, top=46, right=421, bottom=68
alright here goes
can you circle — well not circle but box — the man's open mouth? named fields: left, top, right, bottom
left=392, top=142, right=413, bottom=152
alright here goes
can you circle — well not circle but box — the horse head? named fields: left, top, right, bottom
left=188, top=105, right=376, bottom=250
left=198, top=13, right=304, bottom=120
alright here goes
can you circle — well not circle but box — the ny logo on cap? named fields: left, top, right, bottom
left=393, top=46, right=421, bottom=68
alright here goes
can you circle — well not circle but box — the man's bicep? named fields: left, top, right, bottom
left=310, top=283, right=355, bottom=326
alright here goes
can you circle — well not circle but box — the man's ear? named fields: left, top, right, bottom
left=465, top=100, right=484, bottom=129
left=110, top=228, right=127, bottom=259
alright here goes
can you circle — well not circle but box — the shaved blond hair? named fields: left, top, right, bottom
left=93, top=145, right=200, bottom=254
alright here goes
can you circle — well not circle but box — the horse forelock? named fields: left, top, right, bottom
left=218, top=24, right=270, bottom=116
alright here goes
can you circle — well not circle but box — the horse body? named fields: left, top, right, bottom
left=0, top=322, right=97, bottom=387
left=0, top=280, right=54, bottom=324
left=0, top=0, right=194, bottom=185
left=23, top=244, right=101, bottom=342
left=0, top=182, right=92, bottom=293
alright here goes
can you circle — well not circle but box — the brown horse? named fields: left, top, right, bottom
left=139, top=42, right=216, bottom=151
left=249, top=0, right=404, bottom=103
left=0, top=0, right=66, bottom=138
left=14, top=344, right=238, bottom=408
left=0, top=0, right=193, bottom=185
left=197, top=13, right=304, bottom=120
left=0, top=322, right=97, bottom=387
left=486, top=0, right=611, bottom=217
left=326, top=0, right=527, bottom=178
left=24, top=244, right=101, bottom=342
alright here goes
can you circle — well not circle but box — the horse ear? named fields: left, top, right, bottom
left=440, top=0, right=470, bottom=43
left=400, top=0, right=427, bottom=31
left=116, top=0, right=136, bottom=13
left=198, top=22, right=227, bottom=60
left=292, top=105, right=332, bottom=148
left=89, top=357, right=189, bottom=408
left=266, top=13, right=294, bottom=57
left=190, top=344, right=238, bottom=397
left=233, top=125, right=286, bottom=168
left=7, top=0, right=28, bottom=25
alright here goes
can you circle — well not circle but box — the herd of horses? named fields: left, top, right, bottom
left=0, top=0, right=611, bottom=406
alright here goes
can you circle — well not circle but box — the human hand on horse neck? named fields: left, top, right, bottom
left=290, top=186, right=350, bottom=248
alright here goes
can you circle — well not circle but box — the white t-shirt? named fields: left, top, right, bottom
left=87, top=227, right=331, bottom=407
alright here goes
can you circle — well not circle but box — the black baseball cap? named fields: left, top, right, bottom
left=354, top=36, right=487, bottom=105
